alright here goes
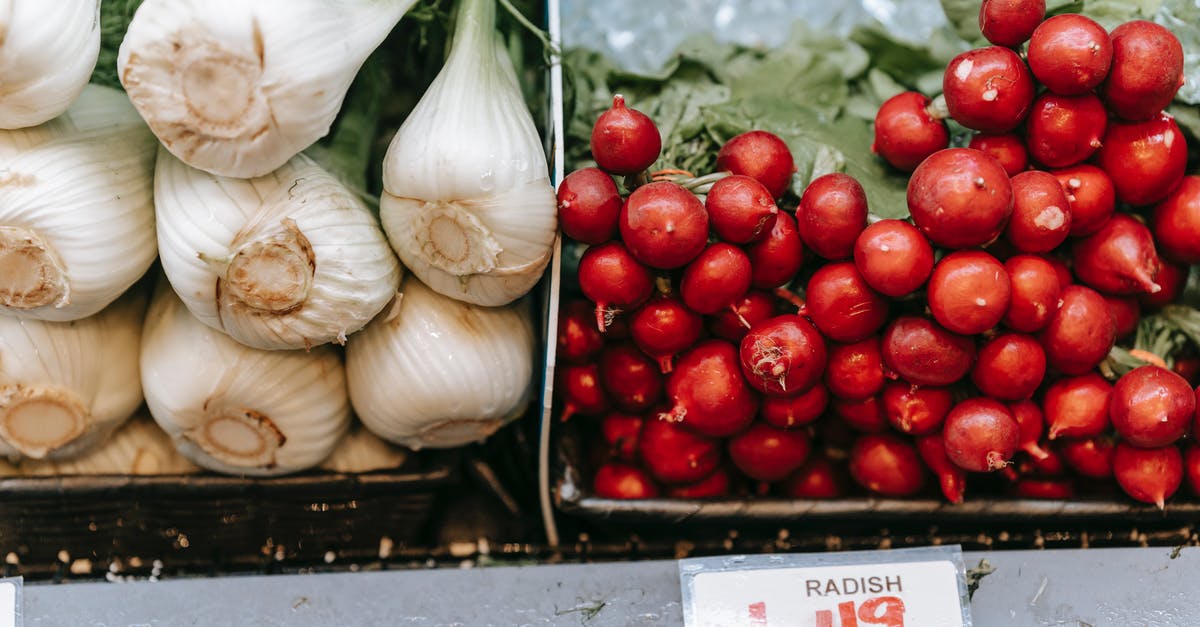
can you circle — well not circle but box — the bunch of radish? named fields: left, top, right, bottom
left=556, top=1, right=1200, bottom=509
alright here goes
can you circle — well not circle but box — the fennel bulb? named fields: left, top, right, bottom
left=346, top=275, right=535, bottom=450
left=0, top=290, right=146, bottom=461
left=141, top=283, right=349, bottom=476
left=380, top=0, right=557, bottom=307
left=117, top=0, right=416, bottom=178
left=0, top=1, right=101, bottom=129
left=320, top=423, right=408, bottom=473
left=155, top=148, right=401, bottom=350
left=18, top=412, right=199, bottom=476
left=0, top=84, right=157, bottom=321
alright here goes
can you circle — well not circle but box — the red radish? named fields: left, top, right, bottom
left=883, top=382, right=954, bottom=435
left=598, top=343, right=663, bottom=413
left=1027, top=14, right=1113, bottom=95
left=661, top=340, right=759, bottom=437
left=978, top=0, right=1045, bottom=47
left=593, top=462, right=659, bottom=499
left=849, top=433, right=925, bottom=496
left=1025, top=93, right=1106, bottom=169
left=556, top=167, right=621, bottom=244
left=1043, top=373, right=1112, bottom=439
left=1039, top=285, right=1117, bottom=375
left=590, top=95, right=661, bottom=175
left=601, top=412, right=643, bottom=461
left=881, top=316, right=976, bottom=387
left=804, top=262, right=889, bottom=343
left=605, top=314, right=631, bottom=339
left=1009, top=399, right=1050, bottom=460
left=1104, top=295, right=1140, bottom=339
left=971, top=333, right=1046, bottom=400
left=916, top=432, right=967, bottom=503
left=709, top=291, right=776, bottom=343
left=1139, top=259, right=1186, bottom=310
left=1018, top=443, right=1065, bottom=475
left=715, top=130, right=796, bottom=199
left=761, top=384, right=829, bottom=429
left=1014, top=478, right=1075, bottom=499
left=704, top=175, right=779, bottom=244
left=743, top=210, right=803, bottom=289
left=1058, top=436, right=1116, bottom=478
left=1008, top=171, right=1076, bottom=252
left=1151, top=176, right=1200, bottom=264
left=1176, top=358, right=1200, bottom=386
left=928, top=250, right=1012, bottom=335
left=1045, top=255, right=1074, bottom=288
left=739, top=314, right=827, bottom=396
left=630, top=295, right=703, bottom=374
left=1003, top=254, right=1061, bottom=333
left=1185, top=444, right=1200, bottom=496
left=1111, top=365, right=1195, bottom=448
left=1113, top=442, right=1182, bottom=509
left=1072, top=214, right=1162, bottom=296
left=784, top=454, right=845, bottom=499
left=1052, top=164, right=1115, bottom=238
left=666, top=467, right=732, bottom=498
left=853, top=219, right=934, bottom=297
left=728, top=422, right=812, bottom=482
left=557, top=299, right=604, bottom=364
left=825, top=338, right=885, bottom=400
left=832, top=395, right=890, bottom=433
left=796, top=173, right=869, bottom=260
left=638, top=416, right=722, bottom=485
left=907, top=148, right=1013, bottom=249
left=1102, top=21, right=1185, bottom=121
left=680, top=243, right=753, bottom=315
left=1095, top=113, right=1187, bottom=207
left=872, top=91, right=950, bottom=172
left=942, top=46, right=1035, bottom=133
left=619, top=181, right=709, bottom=269
left=943, top=398, right=1020, bottom=472
left=578, top=241, right=655, bottom=331
left=556, top=363, right=609, bottom=422
left=968, top=133, right=1028, bottom=176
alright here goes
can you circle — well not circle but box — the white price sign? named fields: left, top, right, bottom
left=0, top=577, right=20, bottom=627
left=679, top=546, right=970, bottom=627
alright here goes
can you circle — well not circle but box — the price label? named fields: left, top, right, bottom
left=0, top=577, right=20, bottom=627
left=679, top=546, right=970, bottom=627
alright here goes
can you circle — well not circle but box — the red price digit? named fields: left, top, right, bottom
left=858, top=595, right=906, bottom=627
left=748, top=601, right=767, bottom=626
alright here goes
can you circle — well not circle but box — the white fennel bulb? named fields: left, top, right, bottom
left=320, top=423, right=408, bottom=473
left=117, top=0, right=416, bottom=178
left=155, top=148, right=401, bottom=350
left=346, top=275, right=535, bottom=450
left=0, top=0, right=101, bottom=129
left=0, top=84, right=157, bottom=321
left=141, top=284, right=349, bottom=476
left=380, top=0, right=556, bottom=307
left=18, top=412, right=199, bottom=476
left=0, top=289, right=146, bottom=461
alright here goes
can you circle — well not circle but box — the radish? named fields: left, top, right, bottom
left=638, top=415, right=722, bottom=484
left=1111, top=365, right=1195, bottom=448
left=784, top=453, right=845, bottom=498
left=805, top=262, right=889, bottom=343
left=715, top=130, right=796, bottom=199
left=1009, top=399, right=1050, bottom=460
left=1013, top=478, right=1075, bottom=499
left=1102, top=21, right=1185, bottom=121
left=1104, top=295, right=1140, bottom=339
left=881, top=316, right=976, bottom=387
left=978, top=0, right=1045, bottom=47
left=590, top=95, right=662, bottom=175
left=928, top=250, right=1012, bottom=335
left=598, top=342, right=663, bottom=413
left=1176, top=357, right=1200, bottom=386
left=619, top=181, right=709, bottom=269
left=853, top=219, right=935, bottom=297
left=557, top=299, right=605, bottom=364
left=605, top=314, right=631, bottom=340
left=593, top=462, right=660, bottom=499
left=971, top=333, right=1046, bottom=400
left=1185, top=444, right=1200, bottom=497
left=600, top=411, right=643, bottom=461
left=1045, top=255, right=1074, bottom=288
left=1027, top=14, right=1112, bottom=96
left=1003, top=254, right=1062, bottom=333
left=1151, top=176, right=1200, bottom=264
left=1139, top=259, right=1186, bottom=310
left=942, top=46, right=1035, bottom=133
left=556, top=167, right=622, bottom=244
left=661, top=340, right=759, bottom=437
left=680, top=243, right=753, bottom=315
left=1017, top=441, right=1065, bottom=475
left=1039, top=285, right=1117, bottom=375
left=744, top=210, right=804, bottom=289
left=1112, top=442, right=1182, bottom=509
left=943, top=398, right=1020, bottom=472
left=968, top=132, right=1028, bottom=176
left=1058, top=436, right=1116, bottom=478
left=1095, top=113, right=1187, bottom=207
left=849, top=433, right=925, bottom=496
left=709, top=291, right=777, bottom=343
left=833, top=394, right=890, bottom=433
left=907, top=148, right=1013, bottom=249
left=739, top=314, right=827, bottom=396
left=728, top=422, right=812, bottom=482
left=630, top=295, right=704, bottom=373
left=796, top=173, right=869, bottom=260
left=578, top=241, right=655, bottom=331
left=666, top=466, right=732, bottom=498
left=1052, top=164, right=1115, bottom=238
left=1072, top=214, right=1162, bottom=296
left=883, top=382, right=954, bottom=435
left=761, top=384, right=829, bottom=429
left=556, top=363, right=610, bottom=422
left=1025, top=93, right=1106, bottom=169
left=871, top=91, right=950, bottom=172
left=916, top=432, right=967, bottom=503
left=1043, top=372, right=1112, bottom=439
left=705, top=174, right=779, bottom=244
left=825, top=337, right=885, bottom=400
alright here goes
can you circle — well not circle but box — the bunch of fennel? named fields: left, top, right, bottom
left=17, top=412, right=199, bottom=476
left=0, top=1, right=100, bottom=129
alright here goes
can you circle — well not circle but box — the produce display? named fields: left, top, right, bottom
left=555, top=0, right=1200, bottom=509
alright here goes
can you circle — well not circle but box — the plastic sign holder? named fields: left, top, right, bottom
left=0, top=577, right=20, bottom=627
